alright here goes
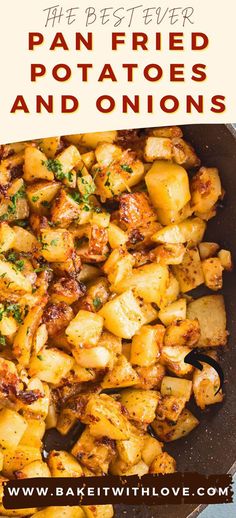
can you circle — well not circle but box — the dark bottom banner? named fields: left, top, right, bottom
left=3, top=473, right=233, bottom=509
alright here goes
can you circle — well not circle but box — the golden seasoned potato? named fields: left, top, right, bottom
left=152, top=217, right=206, bottom=246
left=20, top=418, right=46, bottom=448
left=73, top=346, right=111, bottom=369
left=108, top=222, right=128, bottom=249
left=120, top=389, right=160, bottom=424
left=173, top=248, right=204, bottom=293
left=218, top=249, right=233, bottom=271
left=66, top=309, right=103, bottom=348
left=27, top=181, right=60, bottom=214
left=141, top=435, right=163, bottom=466
left=161, top=345, right=193, bottom=377
left=145, top=160, right=190, bottom=213
left=41, top=228, right=74, bottom=262
left=202, top=257, right=223, bottom=291
left=99, top=290, right=147, bottom=339
left=0, top=222, right=15, bottom=252
left=158, top=298, right=187, bottom=326
left=48, top=450, right=84, bottom=477
left=144, top=137, right=172, bottom=162
left=65, top=130, right=117, bottom=148
left=191, top=167, right=222, bottom=213
left=187, top=295, right=227, bottom=347
left=71, top=427, right=115, bottom=475
left=135, top=363, right=166, bottom=390
left=161, top=376, right=192, bottom=401
left=172, top=138, right=200, bottom=168
left=101, top=354, right=138, bottom=388
left=84, top=394, right=130, bottom=440
left=29, top=347, right=74, bottom=385
left=130, top=325, right=164, bottom=367
left=0, top=409, right=27, bottom=449
left=82, top=505, right=113, bottom=518
left=164, top=319, right=201, bottom=348
left=152, top=408, right=199, bottom=442
left=15, top=460, right=51, bottom=479
left=193, top=354, right=224, bottom=409
left=116, top=426, right=144, bottom=466
left=150, top=452, right=176, bottom=474
left=24, top=146, right=54, bottom=182
left=150, top=243, right=186, bottom=265
left=198, top=241, right=220, bottom=260
left=3, top=445, right=42, bottom=478
left=32, top=507, right=85, bottom=518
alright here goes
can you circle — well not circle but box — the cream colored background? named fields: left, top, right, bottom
left=0, top=0, right=235, bottom=144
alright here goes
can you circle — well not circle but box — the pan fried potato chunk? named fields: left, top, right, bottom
left=116, top=427, right=144, bottom=466
left=84, top=394, right=131, bottom=441
left=66, top=310, right=103, bottom=348
left=161, top=345, right=193, bottom=377
left=15, top=460, right=51, bottom=479
left=141, top=435, right=163, bottom=466
left=152, top=408, right=199, bottom=442
left=193, top=356, right=223, bottom=409
left=3, top=445, right=42, bottom=478
left=218, top=249, right=233, bottom=271
left=130, top=325, right=164, bottom=367
left=0, top=409, right=27, bottom=449
left=73, top=346, right=111, bottom=369
left=158, top=298, right=187, bottom=326
left=161, top=377, right=192, bottom=401
left=145, top=160, right=190, bottom=213
left=27, top=181, right=60, bottom=214
left=135, top=363, right=166, bottom=390
left=65, top=130, right=117, bottom=148
left=41, top=228, right=74, bottom=262
left=20, top=418, right=46, bottom=448
left=157, top=395, right=186, bottom=422
left=0, top=222, right=15, bottom=252
left=32, top=507, right=85, bottom=518
left=144, top=137, right=172, bottom=161
left=0, top=259, right=32, bottom=295
left=187, top=295, right=227, bottom=347
left=172, top=138, right=200, bottom=169
left=202, top=257, right=223, bottom=290
left=191, top=167, right=222, bottom=213
left=72, top=428, right=115, bottom=475
left=48, top=450, right=84, bottom=477
left=173, top=248, right=204, bottom=293
left=12, top=226, right=38, bottom=252
left=99, top=290, right=147, bottom=339
left=150, top=452, right=176, bottom=474
left=112, top=263, right=169, bottom=306
left=199, top=242, right=220, bottom=260
left=29, top=347, right=74, bottom=384
left=164, top=319, right=201, bottom=348
left=120, top=389, right=160, bottom=424
left=152, top=217, right=206, bottom=246
left=101, top=354, right=138, bottom=388
left=82, top=505, right=114, bottom=518
left=150, top=243, right=186, bottom=265
left=24, top=146, right=54, bottom=182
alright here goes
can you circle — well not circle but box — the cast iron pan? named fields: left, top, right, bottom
left=44, top=125, right=236, bottom=518
left=115, top=124, right=236, bottom=518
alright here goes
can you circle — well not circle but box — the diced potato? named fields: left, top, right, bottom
left=159, top=273, right=180, bottom=309
left=0, top=409, right=27, bottom=449
left=0, top=222, right=15, bottom=252
left=3, top=446, right=42, bottom=478
left=122, top=460, right=149, bottom=477
left=72, top=427, right=115, bottom=474
left=66, top=310, right=104, bottom=348
left=120, top=389, right=160, bottom=424
left=0, top=150, right=24, bottom=185
left=101, top=354, right=138, bottom=388
left=94, top=146, right=145, bottom=199
left=173, top=248, right=204, bottom=293
left=155, top=202, right=193, bottom=226
left=152, top=408, right=199, bottom=441
left=191, top=167, right=222, bottom=213
left=15, top=460, right=51, bottom=479
left=144, top=137, right=172, bottom=161
left=172, top=138, right=200, bottom=169
left=65, top=130, right=117, bottom=149
left=99, top=290, right=146, bottom=339
left=73, top=346, right=111, bottom=369
left=51, top=189, right=85, bottom=227
left=113, top=263, right=169, bottom=307
left=135, top=363, right=166, bottom=390
left=117, top=427, right=144, bottom=466
left=12, top=226, right=38, bottom=252
left=32, top=507, right=85, bottom=518
left=29, top=347, right=74, bottom=385
left=161, top=345, right=193, bottom=376
left=81, top=151, right=96, bottom=170
left=104, top=248, right=135, bottom=288
left=55, top=145, right=81, bottom=187
left=187, top=295, right=227, bottom=347
left=158, top=298, right=187, bottom=326
left=82, top=505, right=113, bottom=518
left=193, top=354, right=224, bottom=409
left=145, top=160, right=190, bottom=212
left=48, top=450, right=84, bottom=477
left=0, top=259, right=32, bottom=296
left=150, top=452, right=176, bottom=474
left=19, top=379, right=50, bottom=420
left=41, top=228, right=74, bottom=262
left=164, top=319, right=201, bottom=347
left=24, top=146, right=54, bottom=182
left=161, top=377, right=192, bottom=401
left=141, top=302, right=159, bottom=324
left=150, top=243, right=186, bottom=265
left=27, top=181, right=60, bottom=214
left=157, top=395, right=186, bottom=422
left=152, top=217, right=206, bottom=246
left=141, top=435, right=163, bottom=466
left=33, top=323, right=48, bottom=354
left=130, top=325, right=164, bottom=367
left=84, top=394, right=130, bottom=440
left=0, top=178, right=29, bottom=222
left=108, top=223, right=128, bottom=249
left=199, top=242, right=220, bottom=260
left=0, top=452, right=3, bottom=471
left=39, top=137, right=60, bottom=158
left=13, top=304, right=44, bottom=367
left=218, top=249, right=233, bottom=271
left=202, top=257, right=223, bottom=290
left=152, top=126, right=183, bottom=138
left=20, top=418, right=46, bottom=448
left=0, top=314, right=18, bottom=337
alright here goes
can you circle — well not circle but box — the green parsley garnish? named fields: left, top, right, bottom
left=121, top=164, right=133, bottom=173
left=93, top=297, right=102, bottom=310
left=43, top=159, right=73, bottom=183
left=0, top=335, right=6, bottom=347
left=37, top=355, right=44, bottom=361
left=32, top=195, right=39, bottom=203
